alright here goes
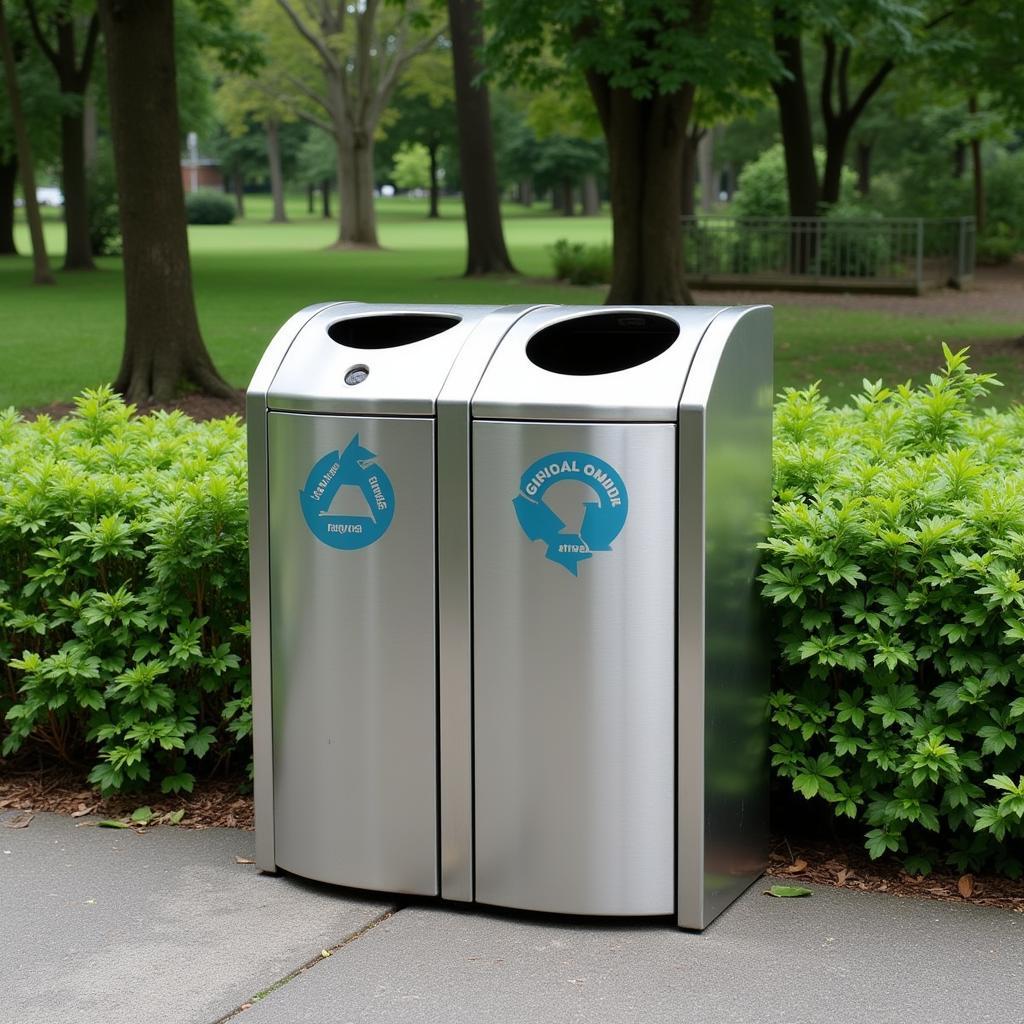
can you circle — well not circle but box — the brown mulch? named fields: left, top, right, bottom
left=769, top=836, right=1024, bottom=912
left=0, top=764, right=253, bottom=832
left=3, top=764, right=1023, bottom=911
left=20, top=388, right=247, bottom=424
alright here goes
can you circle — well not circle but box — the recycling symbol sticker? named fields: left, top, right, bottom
left=299, top=434, right=395, bottom=550
left=513, top=451, right=628, bottom=576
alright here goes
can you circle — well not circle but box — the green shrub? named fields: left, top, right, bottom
left=0, top=389, right=250, bottom=795
left=976, top=224, right=1018, bottom=266
left=550, top=238, right=611, bottom=285
left=764, top=346, right=1024, bottom=876
left=733, top=143, right=831, bottom=219
left=185, top=190, right=236, bottom=225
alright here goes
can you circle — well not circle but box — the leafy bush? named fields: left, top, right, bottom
left=764, top=347, right=1024, bottom=876
left=0, top=389, right=250, bottom=795
left=976, top=224, right=1018, bottom=266
left=185, top=190, right=236, bottom=225
left=87, top=157, right=122, bottom=257
left=549, top=238, right=611, bottom=285
left=733, top=143, right=832, bottom=219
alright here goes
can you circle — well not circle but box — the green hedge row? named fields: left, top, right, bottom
left=0, top=391, right=250, bottom=794
left=2, top=355, right=1023, bottom=874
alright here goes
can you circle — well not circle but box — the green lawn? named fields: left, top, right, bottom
left=2, top=194, right=1019, bottom=409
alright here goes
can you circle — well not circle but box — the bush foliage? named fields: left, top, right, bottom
left=185, top=190, right=236, bottom=225
left=549, top=238, right=612, bottom=285
left=765, top=347, right=1024, bottom=876
left=0, top=390, right=250, bottom=795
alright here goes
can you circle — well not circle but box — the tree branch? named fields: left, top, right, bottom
left=24, top=0, right=59, bottom=70
left=847, top=58, right=894, bottom=124
left=281, top=72, right=335, bottom=120
left=276, top=0, right=337, bottom=71
left=837, top=45, right=850, bottom=116
left=77, top=13, right=100, bottom=88
left=820, top=32, right=836, bottom=127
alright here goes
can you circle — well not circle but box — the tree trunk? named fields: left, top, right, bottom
left=83, top=91, right=98, bottom=169
left=306, top=182, right=314, bottom=214
left=698, top=127, right=716, bottom=212
left=0, top=153, right=17, bottom=255
left=447, top=0, right=516, bottom=274
left=561, top=180, right=575, bottom=216
left=820, top=117, right=850, bottom=208
left=581, top=173, right=600, bottom=215
left=427, top=142, right=440, bottom=218
left=233, top=173, right=246, bottom=218
left=969, top=96, right=984, bottom=234
left=334, top=131, right=378, bottom=248
left=952, top=141, right=966, bottom=179
left=60, top=109, right=95, bottom=269
left=519, top=178, right=534, bottom=207
left=0, top=5, right=54, bottom=284
left=855, top=141, right=872, bottom=197
left=590, top=84, right=694, bottom=305
left=771, top=12, right=818, bottom=218
left=98, top=0, right=231, bottom=402
left=321, top=178, right=331, bottom=219
left=266, top=119, right=287, bottom=223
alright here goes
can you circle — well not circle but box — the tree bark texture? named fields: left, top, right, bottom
left=0, top=3, right=54, bottom=284
left=335, top=130, right=377, bottom=247
left=266, top=119, right=288, bottom=222
left=587, top=81, right=695, bottom=305
left=26, top=2, right=98, bottom=270
left=427, top=143, right=440, bottom=218
left=0, top=153, right=17, bottom=255
left=98, top=0, right=231, bottom=402
left=447, top=0, right=516, bottom=274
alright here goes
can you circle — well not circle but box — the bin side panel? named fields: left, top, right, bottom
left=473, top=421, right=675, bottom=916
left=678, top=306, right=773, bottom=929
left=268, top=412, right=438, bottom=895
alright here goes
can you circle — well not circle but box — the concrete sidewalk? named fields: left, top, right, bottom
left=2, top=813, right=1022, bottom=1024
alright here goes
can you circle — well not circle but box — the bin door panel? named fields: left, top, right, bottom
left=473, top=421, right=676, bottom=915
left=269, top=412, right=437, bottom=894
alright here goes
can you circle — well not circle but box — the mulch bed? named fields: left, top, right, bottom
left=3, top=763, right=1023, bottom=910
left=20, top=388, right=247, bottom=423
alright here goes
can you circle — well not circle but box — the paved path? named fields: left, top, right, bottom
left=2, top=813, right=1022, bottom=1024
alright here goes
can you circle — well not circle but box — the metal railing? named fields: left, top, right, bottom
left=682, top=215, right=975, bottom=293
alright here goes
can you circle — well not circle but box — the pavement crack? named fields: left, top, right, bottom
left=209, top=905, right=401, bottom=1023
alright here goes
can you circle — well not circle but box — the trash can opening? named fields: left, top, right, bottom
left=328, top=313, right=462, bottom=350
left=525, top=312, right=680, bottom=376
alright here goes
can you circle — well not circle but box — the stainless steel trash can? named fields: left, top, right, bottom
left=247, top=302, right=540, bottom=895
left=469, top=305, right=773, bottom=929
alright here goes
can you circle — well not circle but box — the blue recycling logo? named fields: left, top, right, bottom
left=299, top=434, right=395, bottom=550
left=513, top=451, right=628, bottom=576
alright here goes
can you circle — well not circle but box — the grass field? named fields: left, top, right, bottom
left=2, top=194, right=1020, bottom=409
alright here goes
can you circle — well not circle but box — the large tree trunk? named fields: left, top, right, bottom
left=591, top=85, right=694, bottom=305
left=321, top=178, right=331, bottom=219
left=266, top=119, right=288, bottom=223
left=0, top=153, right=17, bottom=255
left=99, top=0, right=231, bottom=402
left=770, top=11, right=818, bottom=218
left=969, top=96, right=984, bottom=234
left=681, top=127, right=701, bottom=217
left=0, top=5, right=54, bottom=284
left=427, top=142, right=440, bottom=219
left=698, top=127, right=716, bottom=212
left=447, top=0, right=516, bottom=274
left=334, top=130, right=378, bottom=247
left=60, top=109, right=95, bottom=269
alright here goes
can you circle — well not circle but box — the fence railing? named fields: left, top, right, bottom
left=682, top=215, right=975, bottom=293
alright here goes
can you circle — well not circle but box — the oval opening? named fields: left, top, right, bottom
left=328, top=313, right=461, bottom=350
left=525, top=312, right=679, bottom=375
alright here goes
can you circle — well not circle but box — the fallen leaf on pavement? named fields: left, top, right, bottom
left=784, top=858, right=808, bottom=874
left=836, top=868, right=853, bottom=885
left=71, top=805, right=95, bottom=818
left=958, top=874, right=975, bottom=898
left=96, top=819, right=130, bottom=829
left=235, top=856, right=255, bottom=864
left=1, top=811, right=33, bottom=829
left=765, top=885, right=812, bottom=898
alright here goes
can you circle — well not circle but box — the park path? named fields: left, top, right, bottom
left=2, top=812, right=1022, bottom=1024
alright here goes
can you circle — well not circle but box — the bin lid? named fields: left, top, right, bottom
left=471, top=306, right=726, bottom=422
left=267, top=303, right=509, bottom=416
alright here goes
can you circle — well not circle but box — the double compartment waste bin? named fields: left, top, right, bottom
left=248, top=301, right=772, bottom=929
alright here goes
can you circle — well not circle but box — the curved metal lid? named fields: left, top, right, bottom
left=471, top=306, right=726, bottom=422
left=267, top=303, right=510, bottom=416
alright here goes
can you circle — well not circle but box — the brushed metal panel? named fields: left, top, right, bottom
left=268, top=304, right=501, bottom=416
left=247, top=302, right=352, bottom=874
left=268, top=412, right=438, bottom=895
left=472, top=306, right=723, bottom=422
left=473, top=420, right=676, bottom=916
left=677, top=306, right=773, bottom=930
left=435, top=305, right=548, bottom=903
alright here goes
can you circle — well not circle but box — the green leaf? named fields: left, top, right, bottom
left=96, top=819, right=130, bottom=829
left=764, top=885, right=812, bottom=898
left=130, top=806, right=154, bottom=824
left=167, top=809, right=185, bottom=825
